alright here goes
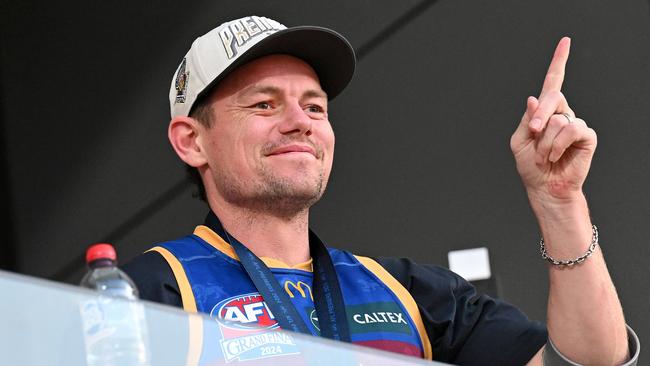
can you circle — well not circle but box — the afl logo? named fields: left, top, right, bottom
left=211, top=293, right=278, bottom=330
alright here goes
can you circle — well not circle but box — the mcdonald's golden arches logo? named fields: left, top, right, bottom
left=283, top=280, right=313, bottom=300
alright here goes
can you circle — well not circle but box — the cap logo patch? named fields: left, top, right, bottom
left=174, top=58, right=189, bottom=104
left=218, top=16, right=285, bottom=59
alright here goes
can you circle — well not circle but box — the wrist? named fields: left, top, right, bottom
left=540, top=225, right=598, bottom=267
left=526, top=189, right=589, bottom=225
left=527, top=190, right=595, bottom=260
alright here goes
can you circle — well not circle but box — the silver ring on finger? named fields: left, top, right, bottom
left=561, top=112, right=575, bottom=124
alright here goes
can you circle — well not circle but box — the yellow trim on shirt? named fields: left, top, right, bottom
left=146, top=246, right=197, bottom=313
left=145, top=248, right=203, bottom=366
left=193, top=225, right=238, bottom=260
left=355, top=255, right=433, bottom=360
left=261, top=257, right=313, bottom=272
left=193, top=225, right=313, bottom=271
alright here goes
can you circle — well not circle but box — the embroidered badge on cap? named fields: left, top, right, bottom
left=174, top=58, right=189, bottom=104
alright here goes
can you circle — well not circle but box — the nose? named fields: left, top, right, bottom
left=277, top=101, right=312, bottom=136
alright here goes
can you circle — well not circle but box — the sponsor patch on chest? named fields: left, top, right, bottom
left=353, top=311, right=407, bottom=325
left=212, top=292, right=278, bottom=330
left=347, top=302, right=413, bottom=335
left=210, top=293, right=300, bottom=362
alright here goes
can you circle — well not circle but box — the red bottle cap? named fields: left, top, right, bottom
left=86, top=243, right=117, bottom=263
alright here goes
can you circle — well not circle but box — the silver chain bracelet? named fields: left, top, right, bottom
left=539, top=225, right=599, bottom=266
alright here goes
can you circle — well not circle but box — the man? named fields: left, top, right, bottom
left=123, top=16, right=639, bottom=365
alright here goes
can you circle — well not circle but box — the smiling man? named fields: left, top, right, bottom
left=123, top=16, right=639, bottom=365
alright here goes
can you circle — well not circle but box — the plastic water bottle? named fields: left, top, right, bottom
left=79, top=243, right=150, bottom=366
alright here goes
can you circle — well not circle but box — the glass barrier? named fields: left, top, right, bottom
left=0, top=270, right=451, bottom=365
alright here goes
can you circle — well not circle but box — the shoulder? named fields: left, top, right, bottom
left=373, top=257, right=547, bottom=365
left=326, top=250, right=464, bottom=294
left=371, top=256, right=480, bottom=324
left=373, top=257, right=465, bottom=290
left=121, top=249, right=182, bottom=308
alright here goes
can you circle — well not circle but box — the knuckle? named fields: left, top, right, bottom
left=566, top=123, right=580, bottom=135
left=589, top=128, right=598, bottom=144
left=509, top=135, right=517, bottom=153
left=548, top=115, right=566, bottom=128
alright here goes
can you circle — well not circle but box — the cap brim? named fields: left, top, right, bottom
left=195, top=26, right=356, bottom=106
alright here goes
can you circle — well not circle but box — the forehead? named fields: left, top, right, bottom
left=213, top=54, right=325, bottom=99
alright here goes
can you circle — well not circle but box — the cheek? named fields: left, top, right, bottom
left=204, top=128, right=250, bottom=174
left=236, top=127, right=267, bottom=171
left=320, top=124, right=335, bottom=160
left=312, top=123, right=335, bottom=179
left=322, top=129, right=335, bottom=182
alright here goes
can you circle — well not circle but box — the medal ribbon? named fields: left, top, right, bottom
left=205, top=213, right=351, bottom=341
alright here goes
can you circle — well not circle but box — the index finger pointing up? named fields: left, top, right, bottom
left=540, top=37, right=571, bottom=97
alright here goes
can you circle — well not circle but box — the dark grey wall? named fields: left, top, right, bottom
left=2, top=0, right=649, bottom=361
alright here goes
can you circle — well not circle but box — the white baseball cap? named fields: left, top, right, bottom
left=169, top=15, right=356, bottom=118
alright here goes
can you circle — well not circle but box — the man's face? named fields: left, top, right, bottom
left=199, top=54, right=334, bottom=214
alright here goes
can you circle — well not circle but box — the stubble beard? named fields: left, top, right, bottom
left=214, top=161, right=327, bottom=218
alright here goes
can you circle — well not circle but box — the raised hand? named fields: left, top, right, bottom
left=510, top=38, right=597, bottom=202
left=509, top=39, right=632, bottom=366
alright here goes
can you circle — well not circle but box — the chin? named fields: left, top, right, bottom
left=265, top=174, right=324, bottom=198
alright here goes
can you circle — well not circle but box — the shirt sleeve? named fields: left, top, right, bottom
left=121, top=250, right=183, bottom=308
left=375, top=257, right=547, bottom=366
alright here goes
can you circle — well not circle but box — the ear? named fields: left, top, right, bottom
left=168, top=116, right=207, bottom=168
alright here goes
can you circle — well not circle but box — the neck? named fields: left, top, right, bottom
left=210, top=201, right=311, bottom=266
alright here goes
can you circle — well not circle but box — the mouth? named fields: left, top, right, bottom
left=267, top=144, right=318, bottom=158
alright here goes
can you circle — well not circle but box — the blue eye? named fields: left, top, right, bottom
left=306, top=105, right=324, bottom=113
left=255, top=102, right=271, bottom=109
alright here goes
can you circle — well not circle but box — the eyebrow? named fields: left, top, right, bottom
left=237, top=85, right=328, bottom=100
left=303, top=89, right=328, bottom=100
